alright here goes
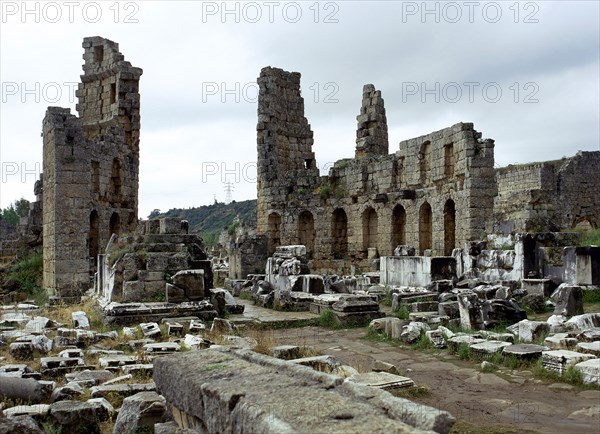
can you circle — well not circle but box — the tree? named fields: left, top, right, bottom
left=148, top=209, right=161, bottom=219
left=14, top=198, right=30, bottom=217
left=0, top=205, right=19, bottom=225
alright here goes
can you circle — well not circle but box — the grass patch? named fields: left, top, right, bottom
left=411, top=333, right=433, bottom=351
left=579, top=229, right=600, bottom=246
left=456, top=342, right=471, bottom=360
left=317, top=309, right=338, bottom=329
left=392, top=305, right=410, bottom=320
left=583, top=288, right=600, bottom=304
left=390, top=385, right=430, bottom=399
left=238, top=291, right=252, bottom=301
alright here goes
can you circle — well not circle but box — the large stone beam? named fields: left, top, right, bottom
left=154, top=347, right=454, bottom=433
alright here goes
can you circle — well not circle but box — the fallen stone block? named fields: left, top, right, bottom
left=372, top=360, right=399, bottom=375
left=166, top=321, right=184, bottom=336
left=507, top=320, right=550, bottom=343
left=553, top=284, right=584, bottom=317
left=542, top=350, right=595, bottom=375
left=577, top=328, right=600, bottom=342
left=121, top=364, right=154, bottom=376
left=544, top=333, right=578, bottom=350
left=565, top=313, right=600, bottom=331
left=24, top=316, right=53, bottom=333
left=143, top=342, right=181, bottom=354
left=113, top=391, right=166, bottom=434
left=347, top=371, right=415, bottom=391
left=49, top=400, right=102, bottom=434
left=140, top=322, right=162, bottom=337
left=469, top=340, right=512, bottom=360
left=50, top=382, right=84, bottom=402
left=0, top=377, right=43, bottom=403
left=271, top=345, right=301, bottom=360
left=71, top=311, right=90, bottom=329
left=400, top=322, right=429, bottom=344
left=65, top=369, right=114, bottom=386
left=574, top=359, right=600, bottom=385
left=576, top=341, right=600, bottom=356
left=425, top=330, right=447, bottom=348
left=2, top=404, right=50, bottom=419
left=90, top=382, right=156, bottom=398
left=182, top=334, right=211, bottom=350
left=9, top=342, right=33, bottom=360
left=154, top=347, right=454, bottom=433
left=0, top=415, right=45, bottom=433
left=447, top=335, right=485, bottom=353
left=98, top=355, right=139, bottom=369
left=502, top=344, right=549, bottom=361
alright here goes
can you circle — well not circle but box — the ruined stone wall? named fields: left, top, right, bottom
left=43, top=37, right=142, bottom=300
left=256, top=67, right=496, bottom=272
left=493, top=151, right=600, bottom=234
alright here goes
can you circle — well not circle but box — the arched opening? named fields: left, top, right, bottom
left=108, top=158, right=122, bottom=205
left=267, top=213, right=281, bottom=255
left=362, top=207, right=378, bottom=251
left=331, top=208, right=348, bottom=258
left=444, top=199, right=456, bottom=256
left=419, top=202, right=432, bottom=254
left=89, top=210, right=99, bottom=260
left=573, top=217, right=596, bottom=231
left=298, top=211, right=315, bottom=258
left=109, top=212, right=121, bottom=237
left=391, top=204, right=406, bottom=250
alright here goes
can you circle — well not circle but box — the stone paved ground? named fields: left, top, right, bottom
left=273, top=326, right=600, bottom=434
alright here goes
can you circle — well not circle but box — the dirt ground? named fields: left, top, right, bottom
left=272, top=326, right=600, bottom=434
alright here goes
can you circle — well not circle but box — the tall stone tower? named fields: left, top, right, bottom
left=355, top=84, right=388, bottom=159
left=43, top=37, right=142, bottom=301
left=256, top=67, right=319, bottom=254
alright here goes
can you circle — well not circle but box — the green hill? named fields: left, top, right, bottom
left=151, top=200, right=257, bottom=247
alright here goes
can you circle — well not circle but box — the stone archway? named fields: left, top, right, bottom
left=298, top=211, right=315, bottom=258
left=444, top=199, right=456, bottom=256
left=331, top=208, right=348, bottom=258
left=391, top=204, right=406, bottom=250
left=362, top=207, right=378, bottom=251
left=267, top=212, right=281, bottom=255
left=419, top=202, right=432, bottom=254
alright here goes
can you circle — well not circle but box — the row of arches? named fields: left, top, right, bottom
left=267, top=199, right=457, bottom=258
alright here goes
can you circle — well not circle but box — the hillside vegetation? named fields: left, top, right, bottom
left=152, top=200, right=257, bottom=246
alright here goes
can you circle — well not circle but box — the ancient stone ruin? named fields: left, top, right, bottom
left=1, top=37, right=600, bottom=434
left=42, top=37, right=142, bottom=302
left=255, top=66, right=600, bottom=276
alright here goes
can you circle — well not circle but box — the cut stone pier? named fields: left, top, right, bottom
left=154, top=347, right=455, bottom=433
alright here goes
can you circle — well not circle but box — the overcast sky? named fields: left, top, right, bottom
left=1, top=1, right=598, bottom=219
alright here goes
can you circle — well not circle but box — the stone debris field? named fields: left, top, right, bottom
left=0, top=36, right=599, bottom=434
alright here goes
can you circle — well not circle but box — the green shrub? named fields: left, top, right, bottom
left=318, top=309, right=338, bottom=328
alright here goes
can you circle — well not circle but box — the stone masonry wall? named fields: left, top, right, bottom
left=256, top=67, right=497, bottom=273
left=43, top=37, right=142, bottom=300
left=493, top=151, right=600, bottom=234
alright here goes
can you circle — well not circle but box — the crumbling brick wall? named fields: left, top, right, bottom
left=256, top=67, right=497, bottom=272
left=43, top=37, right=142, bottom=300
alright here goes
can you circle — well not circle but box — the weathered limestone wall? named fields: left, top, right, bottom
left=43, top=37, right=142, bottom=300
left=256, top=66, right=496, bottom=272
left=493, top=151, right=600, bottom=234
